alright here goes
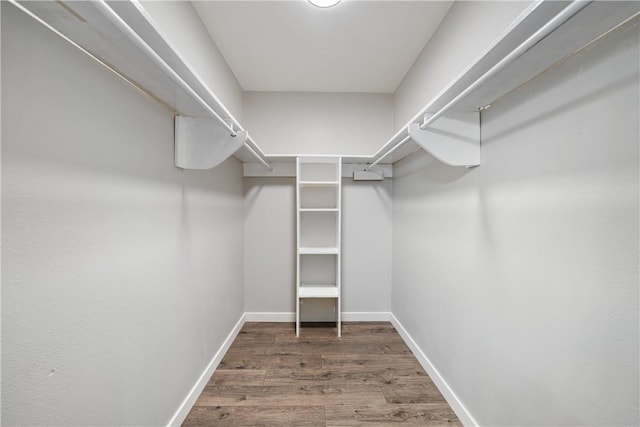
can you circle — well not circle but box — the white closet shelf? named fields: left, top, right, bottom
left=299, top=285, right=339, bottom=299
left=299, top=247, right=340, bottom=255
left=298, top=181, right=340, bottom=187
left=249, top=1, right=637, bottom=173
left=10, top=0, right=272, bottom=171
left=12, top=0, right=639, bottom=172
left=365, top=0, right=640, bottom=169
left=300, top=208, right=339, bottom=212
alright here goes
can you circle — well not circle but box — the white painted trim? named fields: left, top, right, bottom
left=243, top=162, right=393, bottom=178
left=245, top=311, right=392, bottom=322
left=389, top=313, right=478, bottom=427
left=342, top=311, right=392, bottom=321
left=166, top=313, right=246, bottom=427
left=245, top=312, right=295, bottom=322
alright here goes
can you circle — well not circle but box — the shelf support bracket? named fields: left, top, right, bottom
left=409, top=111, right=480, bottom=167
left=175, top=115, right=247, bottom=169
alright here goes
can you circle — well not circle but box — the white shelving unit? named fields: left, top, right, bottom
left=13, top=0, right=638, bottom=173
left=296, top=157, right=342, bottom=337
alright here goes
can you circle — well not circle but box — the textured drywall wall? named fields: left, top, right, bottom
left=1, top=4, right=244, bottom=425
left=244, top=178, right=392, bottom=318
left=138, top=0, right=244, bottom=122
left=393, top=1, right=531, bottom=131
left=243, top=92, right=394, bottom=156
left=392, top=16, right=639, bottom=426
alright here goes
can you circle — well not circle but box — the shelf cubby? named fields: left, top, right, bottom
left=300, top=186, right=338, bottom=209
left=300, top=211, right=338, bottom=249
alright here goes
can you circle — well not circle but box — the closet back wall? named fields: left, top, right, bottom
left=244, top=178, right=392, bottom=319
left=243, top=91, right=394, bottom=319
left=1, top=4, right=244, bottom=426
left=244, top=92, right=394, bottom=155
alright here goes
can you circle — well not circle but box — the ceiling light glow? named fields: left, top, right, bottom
left=308, top=0, right=341, bottom=8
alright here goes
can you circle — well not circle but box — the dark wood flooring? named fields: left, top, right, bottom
left=183, top=322, right=462, bottom=426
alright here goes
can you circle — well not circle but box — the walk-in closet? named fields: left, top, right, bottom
left=2, top=1, right=638, bottom=426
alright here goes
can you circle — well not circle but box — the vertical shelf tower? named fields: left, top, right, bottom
left=296, top=156, right=342, bottom=337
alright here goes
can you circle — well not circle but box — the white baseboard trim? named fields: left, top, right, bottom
left=389, top=313, right=478, bottom=427
left=342, top=311, right=391, bottom=321
left=166, top=313, right=246, bottom=427
left=244, top=312, right=295, bottom=322
left=244, top=311, right=392, bottom=322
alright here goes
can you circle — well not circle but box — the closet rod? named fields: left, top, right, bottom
left=419, top=0, right=591, bottom=131
left=366, top=0, right=591, bottom=171
left=245, top=137, right=273, bottom=170
left=94, top=1, right=235, bottom=135
left=370, top=135, right=411, bottom=168
left=95, top=0, right=272, bottom=170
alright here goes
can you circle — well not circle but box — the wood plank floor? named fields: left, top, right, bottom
left=183, top=322, right=461, bottom=426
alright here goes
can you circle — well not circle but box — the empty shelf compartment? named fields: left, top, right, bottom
left=300, top=186, right=338, bottom=209
left=300, top=253, right=336, bottom=283
left=299, top=158, right=340, bottom=182
left=300, top=212, right=338, bottom=248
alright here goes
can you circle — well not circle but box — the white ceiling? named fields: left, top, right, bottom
left=192, top=0, right=453, bottom=93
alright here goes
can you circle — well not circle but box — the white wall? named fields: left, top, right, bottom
left=392, top=16, right=639, bottom=427
left=1, top=4, right=244, bottom=426
left=139, top=0, right=244, bottom=122
left=393, top=1, right=531, bottom=131
left=244, top=178, right=392, bottom=318
left=341, top=179, right=392, bottom=314
left=243, top=178, right=296, bottom=315
left=243, top=92, right=394, bottom=155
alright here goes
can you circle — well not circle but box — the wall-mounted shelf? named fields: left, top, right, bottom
left=12, top=0, right=639, bottom=173
left=366, top=0, right=640, bottom=170
left=239, top=1, right=638, bottom=177
left=243, top=162, right=393, bottom=179
left=11, top=0, right=272, bottom=171
left=299, top=247, right=340, bottom=255
left=299, top=285, right=340, bottom=299
left=299, top=181, right=340, bottom=187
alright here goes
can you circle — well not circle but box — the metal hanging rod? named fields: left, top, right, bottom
left=27, top=0, right=271, bottom=170
left=97, top=0, right=272, bottom=170
left=419, top=0, right=591, bottom=131
left=365, top=135, right=411, bottom=171
left=245, top=135, right=273, bottom=171
left=95, top=1, right=237, bottom=136
left=127, top=0, right=272, bottom=167
left=7, top=0, right=150, bottom=97
left=366, top=0, right=592, bottom=171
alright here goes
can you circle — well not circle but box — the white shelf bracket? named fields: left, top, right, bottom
left=175, top=115, right=247, bottom=170
left=409, top=111, right=481, bottom=167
